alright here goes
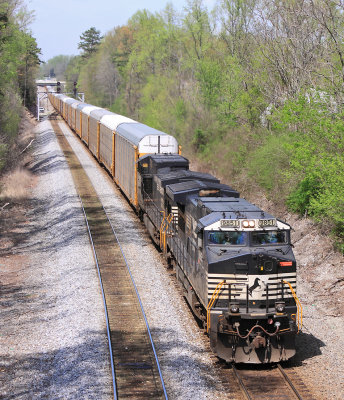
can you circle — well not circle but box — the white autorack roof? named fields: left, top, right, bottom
left=71, top=101, right=82, bottom=109
left=82, top=105, right=101, bottom=116
left=100, top=114, right=137, bottom=131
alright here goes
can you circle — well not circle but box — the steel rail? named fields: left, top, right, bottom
left=231, top=364, right=252, bottom=400
left=277, top=363, right=303, bottom=400
left=103, top=205, right=169, bottom=400
left=78, top=194, right=117, bottom=400
left=231, top=363, right=304, bottom=400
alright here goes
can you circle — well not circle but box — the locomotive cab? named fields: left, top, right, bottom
left=187, top=198, right=299, bottom=363
left=165, top=188, right=299, bottom=363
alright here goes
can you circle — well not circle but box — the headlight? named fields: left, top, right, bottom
left=230, top=304, right=240, bottom=313
left=242, top=220, right=255, bottom=228
left=275, top=302, right=285, bottom=313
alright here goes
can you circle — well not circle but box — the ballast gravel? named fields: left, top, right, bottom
left=1, top=120, right=112, bottom=399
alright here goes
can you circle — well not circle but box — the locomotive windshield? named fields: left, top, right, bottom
left=207, top=230, right=289, bottom=246
left=208, top=231, right=247, bottom=245
left=251, top=230, right=288, bottom=245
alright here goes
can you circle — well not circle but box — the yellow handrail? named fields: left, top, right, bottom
left=283, top=280, right=303, bottom=333
left=159, top=211, right=166, bottom=249
left=206, top=280, right=226, bottom=333
left=159, top=212, right=173, bottom=253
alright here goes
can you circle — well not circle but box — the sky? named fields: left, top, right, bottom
left=28, top=0, right=216, bottom=62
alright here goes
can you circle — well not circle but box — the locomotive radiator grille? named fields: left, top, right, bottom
left=208, top=273, right=297, bottom=301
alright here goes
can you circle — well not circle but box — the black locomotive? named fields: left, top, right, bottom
left=137, top=154, right=301, bottom=363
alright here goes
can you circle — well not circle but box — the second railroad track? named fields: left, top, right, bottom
left=51, top=115, right=167, bottom=399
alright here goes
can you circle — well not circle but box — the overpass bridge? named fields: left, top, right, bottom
left=35, top=79, right=84, bottom=120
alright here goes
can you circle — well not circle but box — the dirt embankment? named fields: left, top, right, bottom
left=0, top=110, right=37, bottom=253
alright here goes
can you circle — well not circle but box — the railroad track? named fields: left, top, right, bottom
left=167, top=256, right=316, bottom=399
left=230, top=362, right=315, bottom=400
left=50, top=114, right=167, bottom=399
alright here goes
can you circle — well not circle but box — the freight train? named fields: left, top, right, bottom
left=48, top=91, right=302, bottom=363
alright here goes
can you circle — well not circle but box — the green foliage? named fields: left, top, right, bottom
left=0, top=0, right=40, bottom=174
left=72, top=1, right=344, bottom=251
left=0, top=143, right=7, bottom=170
left=192, top=128, right=209, bottom=151
left=247, top=133, right=293, bottom=192
left=196, top=59, right=222, bottom=108
left=271, top=96, right=344, bottom=244
left=139, top=73, right=185, bottom=139
left=287, top=176, right=321, bottom=215
left=78, top=27, right=103, bottom=59
left=40, top=55, right=74, bottom=80
left=64, top=55, right=81, bottom=92
left=174, top=98, right=187, bottom=123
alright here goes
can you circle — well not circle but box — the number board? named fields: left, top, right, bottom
left=258, top=219, right=277, bottom=227
left=220, top=219, right=240, bottom=228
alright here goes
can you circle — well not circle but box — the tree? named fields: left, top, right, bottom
left=78, top=27, right=103, bottom=58
left=309, top=0, right=344, bottom=101
left=95, top=52, right=121, bottom=107
left=20, top=33, right=42, bottom=107
left=253, top=0, right=326, bottom=103
left=40, top=55, right=74, bottom=79
left=183, top=0, right=212, bottom=61
left=0, top=0, right=41, bottom=172
left=219, top=0, right=257, bottom=60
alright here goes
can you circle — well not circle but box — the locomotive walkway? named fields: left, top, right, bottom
left=51, top=115, right=167, bottom=399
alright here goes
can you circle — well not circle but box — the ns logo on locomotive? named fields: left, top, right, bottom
left=50, top=91, right=302, bottom=364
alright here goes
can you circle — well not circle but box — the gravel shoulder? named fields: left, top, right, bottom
left=0, top=118, right=112, bottom=399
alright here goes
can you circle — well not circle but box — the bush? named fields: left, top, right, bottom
left=247, top=133, right=293, bottom=193
left=192, top=128, right=209, bottom=152
left=270, top=96, right=344, bottom=250
left=287, top=176, right=321, bottom=215
left=0, top=143, right=7, bottom=172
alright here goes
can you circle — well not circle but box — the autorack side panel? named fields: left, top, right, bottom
left=114, top=130, right=138, bottom=205
left=75, top=109, right=82, bottom=136
left=61, top=96, right=70, bottom=120
left=65, top=99, right=77, bottom=127
left=89, top=109, right=113, bottom=159
left=56, top=94, right=67, bottom=116
left=115, top=122, right=178, bottom=207
left=71, top=101, right=82, bottom=131
left=98, top=123, right=113, bottom=173
left=76, top=103, right=91, bottom=137
left=81, top=105, right=100, bottom=145
left=99, top=114, right=136, bottom=175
